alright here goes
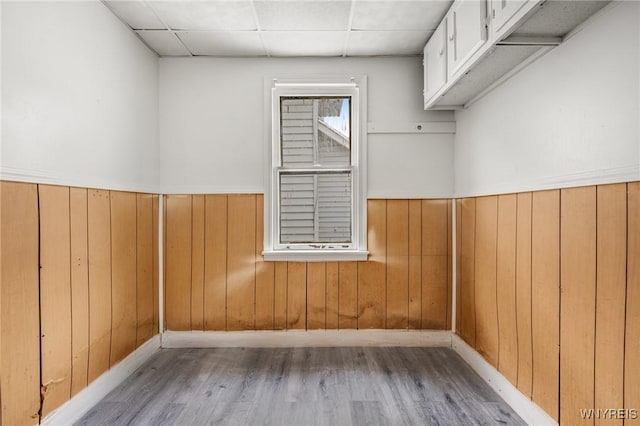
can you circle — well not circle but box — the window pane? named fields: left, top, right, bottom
left=281, top=97, right=350, bottom=168
left=280, top=172, right=352, bottom=244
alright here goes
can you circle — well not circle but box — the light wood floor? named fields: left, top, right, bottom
left=75, top=347, right=524, bottom=426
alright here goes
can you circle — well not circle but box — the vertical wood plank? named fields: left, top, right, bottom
left=625, top=182, right=640, bottom=425
left=531, top=189, right=560, bottom=421
left=386, top=200, right=409, bottom=329
left=274, top=262, right=288, bottom=330
left=255, top=195, right=275, bottom=331
left=421, top=256, right=448, bottom=329
left=496, top=194, right=518, bottom=386
left=455, top=199, right=462, bottom=335
left=447, top=200, right=453, bottom=330
left=39, top=185, right=72, bottom=416
left=110, top=191, right=137, bottom=365
left=152, top=195, right=159, bottom=334
left=595, top=184, right=627, bottom=426
left=423, top=200, right=448, bottom=255
left=358, top=200, right=386, bottom=328
left=422, top=200, right=449, bottom=329
left=459, top=198, right=476, bottom=346
left=287, top=262, right=307, bottom=329
left=0, top=182, right=41, bottom=425
left=190, top=195, right=205, bottom=331
left=339, top=262, right=358, bottom=329
left=515, top=192, right=533, bottom=398
left=227, top=194, right=256, bottom=330
left=307, top=262, right=326, bottom=330
left=560, top=186, right=597, bottom=426
left=70, top=187, right=89, bottom=397
left=87, top=189, right=112, bottom=382
left=326, top=262, right=339, bottom=329
left=204, top=195, right=227, bottom=331
left=164, top=195, right=192, bottom=331
left=408, top=200, right=422, bottom=329
left=136, top=193, right=154, bottom=346
left=474, top=196, right=499, bottom=367
left=163, top=198, right=167, bottom=329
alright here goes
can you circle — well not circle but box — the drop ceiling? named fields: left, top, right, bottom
left=103, top=0, right=453, bottom=57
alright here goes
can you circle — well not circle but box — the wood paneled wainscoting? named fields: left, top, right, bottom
left=164, top=195, right=453, bottom=331
left=0, top=181, right=159, bottom=425
left=456, top=182, right=640, bottom=425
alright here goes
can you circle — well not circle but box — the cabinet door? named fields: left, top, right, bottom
left=491, top=0, right=535, bottom=40
left=447, top=0, right=488, bottom=79
left=424, top=19, right=447, bottom=104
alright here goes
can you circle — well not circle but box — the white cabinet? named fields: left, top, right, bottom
left=490, top=0, right=539, bottom=42
left=423, top=19, right=447, bottom=104
left=446, top=0, right=488, bottom=79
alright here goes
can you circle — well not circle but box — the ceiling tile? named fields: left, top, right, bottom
left=104, top=0, right=165, bottom=30
left=136, top=30, right=191, bottom=56
left=149, top=1, right=257, bottom=31
left=177, top=31, right=266, bottom=56
left=262, top=31, right=346, bottom=56
left=346, top=31, right=431, bottom=56
left=254, top=1, right=351, bottom=31
left=351, top=0, right=452, bottom=31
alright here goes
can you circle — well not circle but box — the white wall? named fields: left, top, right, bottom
left=454, top=2, right=640, bottom=197
left=1, top=1, right=159, bottom=193
left=159, top=57, right=454, bottom=197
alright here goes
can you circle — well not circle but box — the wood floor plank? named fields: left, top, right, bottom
left=358, top=200, right=386, bottom=328
left=459, top=198, right=476, bottom=346
left=110, top=191, right=138, bottom=365
left=164, top=195, right=192, bottom=331
left=204, top=195, right=227, bottom=331
left=338, top=262, right=358, bottom=329
left=136, top=193, right=154, bottom=346
left=595, top=184, right=627, bottom=426
left=87, top=189, right=113, bottom=383
left=560, top=186, right=597, bottom=426
left=39, top=184, right=72, bottom=416
left=76, top=347, right=525, bottom=426
left=325, top=262, right=339, bottom=329
left=255, top=195, right=275, bottom=330
left=287, top=262, right=307, bottom=329
left=408, top=200, right=422, bottom=329
left=190, top=195, right=205, bottom=331
left=70, top=187, right=90, bottom=397
left=625, top=182, right=640, bottom=425
left=474, top=196, right=499, bottom=367
left=307, top=262, right=326, bottom=329
left=496, top=194, right=518, bottom=386
left=274, top=262, right=288, bottom=330
left=0, top=182, right=42, bottom=425
left=531, top=189, right=560, bottom=421
left=386, top=200, right=409, bottom=329
left=515, top=192, right=533, bottom=398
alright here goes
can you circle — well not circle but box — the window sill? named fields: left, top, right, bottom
left=262, top=250, right=369, bottom=262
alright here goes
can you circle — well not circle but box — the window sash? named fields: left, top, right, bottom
left=277, top=169, right=353, bottom=248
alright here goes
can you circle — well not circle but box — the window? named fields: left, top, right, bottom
left=263, top=77, right=368, bottom=261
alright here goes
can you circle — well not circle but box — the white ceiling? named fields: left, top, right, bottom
left=103, top=0, right=453, bottom=57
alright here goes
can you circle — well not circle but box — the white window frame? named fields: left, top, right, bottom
left=263, top=75, right=368, bottom=262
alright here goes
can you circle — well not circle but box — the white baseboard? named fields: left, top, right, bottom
left=162, top=329, right=453, bottom=349
left=451, top=334, right=557, bottom=426
left=40, top=335, right=161, bottom=426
